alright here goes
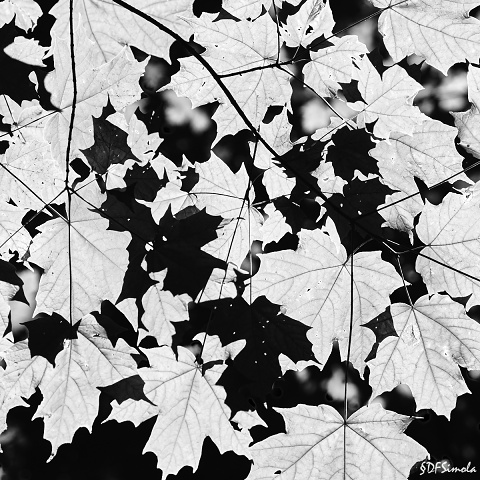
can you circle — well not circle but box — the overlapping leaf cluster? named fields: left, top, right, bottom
left=1, top=0, right=480, bottom=478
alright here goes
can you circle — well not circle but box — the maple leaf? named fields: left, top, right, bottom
left=312, top=159, right=346, bottom=201
left=39, top=23, right=145, bottom=164
left=371, top=0, right=480, bottom=75
left=0, top=314, right=138, bottom=455
left=29, top=187, right=131, bottom=322
left=196, top=265, right=238, bottom=302
left=210, top=296, right=317, bottom=398
left=303, top=35, right=368, bottom=98
left=0, top=138, right=65, bottom=210
left=0, top=0, right=42, bottom=31
left=4, top=36, right=48, bottom=67
left=145, top=208, right=226, bottom=298
left=106, top=335, right=251, bottom=476
left=0, top=340, right=48, bottom=436
left=324, top=175, right=394, bottom=240
left=106, top=111, right=162, bottom=166
left=50, top=0, right=193, bottom=62
left=250, top=403, right=428, bottom=480
left=0, top=281, right=19, bottom=336
left=369, top=118, right=468, bottom=232
left=416, top=184, right=480, bottom=310
left=280, top=0, right=334, bottom=48
left=141, top=181, right=195, bottom=224
left=453, top=64, right=480, bottom=158
left=0, top=100, right=46, bottom=143
left=368, top=294, right=480, bottom=418
left=223, top=0, right=273, bottom=20
left=281, top=0, right=368, bottom=97
left=80, top=114, right=140, bottom=175
left=0, top=201, right=30, bottom=259
left=190, top=153, right=262, bottom=267
left=348, top=55, right=425, bottom=140
left=259, top=203, right=293, bottom=245
left=138, top=270, right=191, bottom=345
left=253, top=107, right=295, bottom=200
left=249, top=228, right=402, bottom=371
left=163, top=13, right=292, bottom=139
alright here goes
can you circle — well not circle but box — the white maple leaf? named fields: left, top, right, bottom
left=115, top=296, right=138, bottom=330
left=0, top=96, right=45, bottom=147
left=223, top=0, right=272, bottom=20
left=139, top=270, right=191, bottom=345
left=416, top=184, right=480, bottom=310
left=0, top=0, right=42, bottom=31
left=253, top=105, right=292, bottom=170
left=38, top=315, right=138, bottom=455
left=0, top=283, right=19, bottom=337
left=303, top=35, right=368, bottom=97
left=312, top=159, right=347, bottom=202
left=50, top=0, right=193, bottom=62
left=0, top=95, right=24, bottom=128
left=0, top=315, right=138, bottom=456
left=106, top=112, right=162, bottom=165
left=280, top=0, right=335, bottom=48
left=312, top=116, right=346, bottom=142
left=453, top=64, right=480, bottom=159
left=0, top=340, right=50, bottom=436
left=41, top=23, right=145, bottom=164
left=370, top=118, right=468, bottom=232
left=262, top=166, right=296, bottom=200
left=103, top=160, right=136, bottom=191
left=106, top=335, right=251, bottom=476
left=3, top=102, right=47, bottom=143
left=191, top=153, right=262, bottom=267
left=192, top=154, right=253, bottom=217
left=277, top=354, right=319, bottom=375
left=4, top=37, right=48, bottom=67
left=253, top=107, right=296, bottom=199
left=163, top=13, right=291, bottom=138
left=0, top=138, right=65, bottom=210
left=259, top=203, right=293, bottom=245
left=368, top=294, right=480, bottom=418
left=0, top=201, right=30, bottom=259
left=249, top=228, right=402, bottom=371
left=371, top=0, right=480, bottom=75
left=348, top=55, right=425, bottom=140
left=141, top=181, right=195, bottom=223
left=29, top=187, right=131, bottom=322
left=202, top=209, right=263, bottom=268
left=196, top=266, right=238, bottom=302
left=250, top=403, right=428, bottom=480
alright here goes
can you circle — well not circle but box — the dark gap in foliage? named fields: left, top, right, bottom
left=193, top=0, right=222, bottom=16
left=174, top=437, right=252, bottom=480
left=0, top=22, right=39, bottom=103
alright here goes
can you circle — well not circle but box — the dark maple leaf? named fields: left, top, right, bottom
left=210, top=296, right=317, bottom=398
left=362, top=308, right=398, bottom=362
left=80, top=115, right=139, bottom=175
left=146, top=207, right=226, bottom=297
left=23, top=313, right=78, bottom=366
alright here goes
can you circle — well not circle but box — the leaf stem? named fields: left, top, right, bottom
left=344, top=222, right=355, bottom=422
left=65, top=0, right=78, bottom=325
